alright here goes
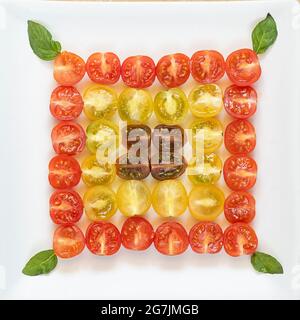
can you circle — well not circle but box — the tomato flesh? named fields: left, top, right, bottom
left=223, top=223, right=258, bottom=257
left=189, top=222, right=223, bottom=254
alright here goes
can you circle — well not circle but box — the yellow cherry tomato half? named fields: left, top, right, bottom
left=117, top=180, right=151, bottom=217
left=189, top=84, right=223, bottom=118
left=118, top=88, right=153, bottom=123
left=152, top=180, right=188, bottom=217
left=81, top=155, right=116, bottom=187
left=190, top=118, right=223, bottom=154
left=84, top=186, right=117, bottom=221
left=188, top=185, right=225, bottom=221
left=188, top=153, right=222, bottom=185
left=83, top=84, right=118, bottom=120
left=154, top=88, right=188, bottom=124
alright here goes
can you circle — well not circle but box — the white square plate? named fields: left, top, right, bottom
left=0, top=0, right=300, bottom=300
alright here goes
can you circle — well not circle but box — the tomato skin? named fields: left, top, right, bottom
left=223, top=155, right=257, bottom=191
left=121, top=55, right=156, bottom=88
left=224, top=191, right=256, bottom=224
left=156, top=53, right=190, bottom=88
left=53, top=51, right=85, bottom=86
left=48, top=155, right=81, bottom=189
left=51, top=121, right=86, bottom=155
left=50, top=86, right=83, bottom=120
left=189, top=222, right=223, bottom=254
left=224, top=85, right=257, bottom=119
left=224, top=119, right=256, bottom=155
left=53, top=224, right=85, bottom=259
left=223, top=223, right=258, bottom=257
left=85, top=222, right=121, bottom=256
left=190, top=50, right=225, bottom=84
left=226, top=49, right=261, bottom=86
left=86, top=52, right=121, bottom=84
left=50, top=189, right=83, bottom=225
left=154, top=222, right=189, bottom=256
left=121, top=217, right=154, bottom=251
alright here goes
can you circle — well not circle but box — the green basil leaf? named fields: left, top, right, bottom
left=252, top=13, right=278, bottom=54
left=27, top=20, right=61, bottom=61
left=22, top=249, right=58, bottom=276
left=251, top=252, right=283, bottom=274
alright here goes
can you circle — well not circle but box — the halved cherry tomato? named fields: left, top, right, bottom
left=223, top=223, right=258, bottom=257
left=50, top=190, right=83, bottom=225
left=224, top=119, right=256, bottom=154
left=226, top=49, right=261, bottom=86
left=53, top=224, right=85, bottom=258
left=154, top=222, right=189, bottom=256
left=86, top=52, right=121, bottom=84
left=51, top=121, right=86, bottom=155
left=156, top=53, right=190, bottom=88
left=121, top=217, right=154, bottom=251
left=48, top=155, right=81, bottom=189
left=224, top=85, right=257, bottom=119
left=224, top=191, right=256, bottom=223
left=223, top=155, right=257, bottom=191
left=190, top=50, right=225, bottom=84
left=50, top=86, right=83, bottom=120
left=85, top=221, right=121, bottom=255
left=53, top=51, right=85, bottom=86
left=189, top=222, right=223, bottom=254
left=121, top=55, right=156, bottom=88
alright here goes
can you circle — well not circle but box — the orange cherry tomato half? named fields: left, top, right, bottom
left=51, top=121, right=86, bottom=155
left=224, top=119, right=256, bottom=155
left=224, top=85, right=257, bottom=119
left=224, top=191, right=256, bottom=224
left=154, top=222, right=189, bottom=256
left=121, top=55, right=156, bottom=88
left=226, top=49, right=261, bottom=86
left=223, top=155, right=257, bottom=191
left=223, top=223, right=258, bottom=257
left=48, top=155, right=81, bottom=189
left=189, top=222, right=223, bottom=254
left=53, top=51, right=85, bottom=86
left=121, top=217, right=154, bottom=251
left=190, top=50, right=225, bottom=84
left=85, top=222, right=121, bottom=256
left=53, top=224, right=85, bottom=258
left=50, top=189, right=83, bottom=225
left=50, top=86, right=83, bottom=121
left=156, top=53, right=190, bottom=88
left=86, top=52, right=121, bottom=84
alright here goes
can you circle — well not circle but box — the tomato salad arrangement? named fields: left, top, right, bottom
left=22, top=14, right=284, bottom=276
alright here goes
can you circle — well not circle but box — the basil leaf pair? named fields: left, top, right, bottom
left=22, top=250, right=58, bottom=276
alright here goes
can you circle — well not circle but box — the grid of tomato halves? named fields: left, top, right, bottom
left=49, top=50, right=258, bottom=259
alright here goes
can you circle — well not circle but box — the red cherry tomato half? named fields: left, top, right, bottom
left=48, top=155, right=81, bottom=189
left=189, top=222, right=223, bottom=254
left=154, top=222, right=189, bottom=256
left=86, top=52, right=121, bottom=84
left=50, top=86, right=83, bottom=121
left=156, top=53, right=190, bottom=88
left=51, top=121, right=86, bottom=155
left=50, top=190, right=83, bottom=225
left=226, top=49, right=261, bottom=86
left=121, top=55, right=156, bottom=88
left=86, top=222, right=121, bottom=256
left=224, top=119, right=256, bottom=154
left=224, top=85, right=257, bottom=119
left=223, top=223, right=258, bottom=257
left=223, top=155, right=257, bottom=191
left=224, top=191, right=256, bottom=224
left=190, top=50, right=225, bottom=84
left=53, top=51, right=85, bottom=86
left=121, top=217, right=154, bottom=251
left=53, top=224, right=85, bottom=258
